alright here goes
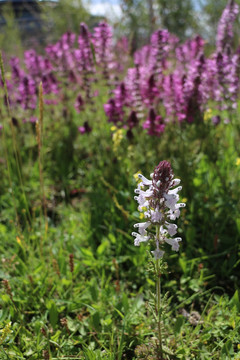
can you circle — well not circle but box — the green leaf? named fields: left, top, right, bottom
left=236, top=218, right=240, bottom=234
left=0, top=224, right=7, bottom=234
left=179, top=258, right=187, bottom=273
left=174, top=315, right=185, bottom=335
left=114, top=307, right=124, bottom=319
left=47, top=300, right=58, bottom=329
left=92, top=311, right=101, bottom=332
left=80, top=247, right=94, bottom=258
left=97, top=239, right=109, bottom=256
left=51, top=330, right=62, bottom=342
left=122, top=293, right=129, bottom=313
left=186, top=226, right=196, bottom=243
left=221, top=340, right=233, bottom=358
left=229, top=290, right=240, bottom=311
left=163, top=345, right=174, bottom=356
left=89, top=280, right=99, bottom=302
left=108, top=233, right=116, bottom=244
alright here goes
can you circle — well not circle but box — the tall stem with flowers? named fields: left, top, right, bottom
left=132, top=161, right=185, bottom=358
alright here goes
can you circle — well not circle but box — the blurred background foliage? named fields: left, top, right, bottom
left=0, top=0, right=240, bottom=55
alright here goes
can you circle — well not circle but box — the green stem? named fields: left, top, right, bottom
left=156, top=258, right=163, bottom=359
left=155, top=225, right=163, bottom=359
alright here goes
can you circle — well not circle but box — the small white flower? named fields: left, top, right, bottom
left=171, top=178, right=181, bottom=187
left=167, top=208, right=180, bottom=220
left=135, top=188, right=153, bottom=198
left=138, top=174, right=152, bottom=185
left=133, top=221, right=151, bottom=235
left=165, top=222, right=178, bottom=236
left=177, top=203, right=186, bottom=208
left=164, top=193, right=179, bottom=209
left=151, top=248, right=165, bottom=259
left=159, top=226, right=168, bottom=235
left=132, top=232, right=149, bottom=246
left=168, top=186, right=182, bottom=195
left=134, top=193, right=148, bottom=207
left=164, top=237, right=182, bottom=251
left=150, top=209, right=163, bottom=223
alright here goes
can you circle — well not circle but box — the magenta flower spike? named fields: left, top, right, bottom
left=93, top=21, right=113, bottom=79
left=216, top=0, right=239, bottom=53
left=143, top=108, right=165, bottom=136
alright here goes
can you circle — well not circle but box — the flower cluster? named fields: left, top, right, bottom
left=105, top=1, right=239, bottom=132
left=216, top=0, right=239, bottom=53
left=1, top=1, right=239, bottom=134
left=1, top=22, right=128, bottom=129
left=132, top=161, right=185, bottom=259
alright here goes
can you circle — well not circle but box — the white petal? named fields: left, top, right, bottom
left=164, top=237, right=182, bottom=251
left=138, top=174, right=152, bottom=185
left=132, top=232, right=149, bottom=246
left=167, top=208, right=180, bottom=220
left=151, top=248, right=165, bottom=259
left=164, top=193, right=179, bottom=209
left=168, top=186, right=182, bottom=195
left=171, top=178, right=181, bottom=186
left=151, top=210, right=163, bottom=223
left=165, top=223, right=178, bottom=236
left=135, top=193, right=148, bottom=206
left=133, top=221, right=151, bottom=235
left=176, top=203, right=186, bottom=208
left=160, top=225, right=168, bottom=235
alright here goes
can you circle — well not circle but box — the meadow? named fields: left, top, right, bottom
left=0, top=1, right=240, bottom=359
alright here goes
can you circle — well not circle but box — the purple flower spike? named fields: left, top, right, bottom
left=216, top=0, right=239, bottom=53
left=150, top=29, right=170, bottom=75
left=93, top=21, right=113, bottom=79
left=75, top=94, right=85, bottom=113
left=212, top=115, right=221, bottom=125
left=78, top=121, right=92, bottom=134
left=143, top=108, right=165, bottom=136
left=104, top=98, right=123, bottom=125
left=127, top=110, right=138, bottom=130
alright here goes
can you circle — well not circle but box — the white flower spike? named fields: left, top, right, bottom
left=133, top=160, right=185, bottom=259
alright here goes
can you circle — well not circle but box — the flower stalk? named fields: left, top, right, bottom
left=156, top=257, right=163, bottom=359
left=133, top=161, right=185, bottom=356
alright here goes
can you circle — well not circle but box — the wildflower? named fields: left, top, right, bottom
left=74, top=94, right=84, bottom=113
left=236, top=158, right=240, bottom=166
left=203, top=108, right=212, bottom=122
left=16, top=236, right=21, bottom=244
left=133, top=171, right=142, bottom=183
left=211, top=115, right=221, bottom=126
left=78, top=121, right=92, bottom=134
left=93, top=22, right=113, bottom=79
left=112, top=128, right=123, bottom=152
left=216, top=0, right=239, bottom=53
left=143, top=108, right=165, bottom=136
left=0, top=322, right=12, bottom=345
left=104, top=98, right=123, bottom=125
left=132, top=161, right=185, bottom=259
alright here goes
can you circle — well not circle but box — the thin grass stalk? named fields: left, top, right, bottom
left=156, top=259, right=163, bottom=360
left=156, top=225, right=163, bottom=359
left=38, top=82, right=48, bottom=234
left=0, top=53, right=20, bottom=229
left=0, top=52, right=31, bottom=227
